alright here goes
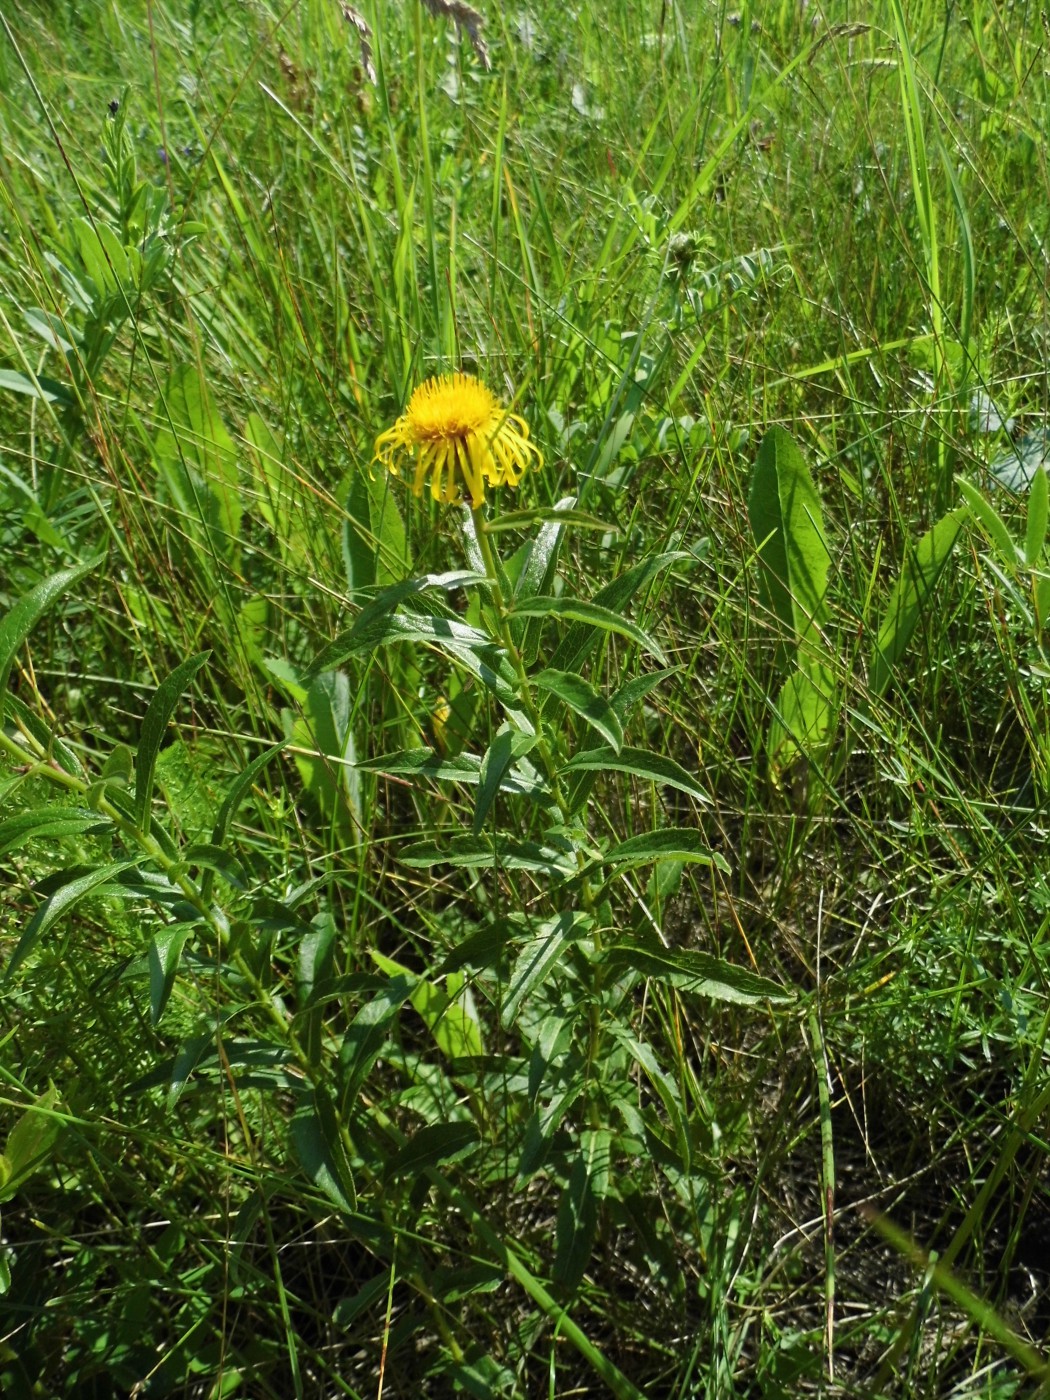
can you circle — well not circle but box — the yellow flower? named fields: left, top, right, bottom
left=373, top=373, right=541, bottom=506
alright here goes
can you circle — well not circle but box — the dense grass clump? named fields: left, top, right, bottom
left=2, top=2, right=1050, bottom=1396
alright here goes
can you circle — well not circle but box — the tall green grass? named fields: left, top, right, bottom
left=1, top=2, right=1050, bottom=1396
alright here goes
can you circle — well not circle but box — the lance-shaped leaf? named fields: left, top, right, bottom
left=508, top=597, right=667, bottom=664
left=603, top=937, right=793, bottom=1005
left=603, top=829, right=728, bottom=872
left=871, top=505, right=966, bottom=697
left=749, top=427, right=831, bottom=662
left=533, top=670, right=623, bottom=752
left=0, top=558, right=101, bottom=712
left=134, top=652, right=211, bottom=831
left=561, top=746, right=708, bottom=803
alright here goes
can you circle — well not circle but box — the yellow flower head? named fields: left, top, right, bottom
left=373, top=373, right=542, bottom=507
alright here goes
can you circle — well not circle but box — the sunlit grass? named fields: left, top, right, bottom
left=1, top=2, right=1049, bottom=1396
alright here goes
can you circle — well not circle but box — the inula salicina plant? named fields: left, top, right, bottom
left=3, top=2, right=1050, bottom=1397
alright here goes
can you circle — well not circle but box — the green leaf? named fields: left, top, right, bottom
left=6, top=860, right=139, bottom=980
left=509, top=597, right=667, bottom=664
left=749, top=427, right=831, bottom=661
left=134, top=652, right=211, bottom=831
left=561, top=746, right=708, bottom=803
left=209, top=742, right=287, bottom=849
left=473, top=725, right=538, bottom=833
left=292, top=1088, right=357, bottom=1214
left=309, top=612, right=518, bottom=702
left=372, top=952, right=485, bottom=1061
left=153, top=364, right=242, bottom=556
left=766, top=666, right=837, bottom=778
left=0, top=368, right=75, bottom=406
left=0, top=558, right=101, bottom=712
left=355, top=747, right=483, bottom=784
left=287, top=671, right=359, bottom=836
left=324, top=571, right=486, bottom=659
left=603, top=829, right=729, bottom=872
left=337, top=977, right=415, bottom=1117
left=609, top=666, right=681, bottom=721
left=1026, top=465, right=1049, bottom=567
left=2, top=694, right=83, bottom=777
left=383, top=1122, right=480, bottom=1181
left=343, top=471, right=409, bottom=591
left=871, top=506, right=966, bottom=697
left=0, top=1087, right=62, bottom=1205
left=554, top=1153, right=598, bottom=1292
left=487, top=505, right=614, bottom=534
left=546, top=552, right=689, bottom=676
left=533, top=669, right=624, bottom=752
left=603, top=937, right=793, bottom=1005
left=0, top=806, right=110, bottom=857
left=502, top=911, right=592, bottom=1025
left=956, top=478, right=1017, bottom=566
left=399, top=835, right=578, bottom=875
left=148, top=925, right=191, bottom=1025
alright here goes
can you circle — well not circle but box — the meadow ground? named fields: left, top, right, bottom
left=1, top=2, right=1050, bottom=1396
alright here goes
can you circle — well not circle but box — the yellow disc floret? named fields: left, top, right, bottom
left=373, top=372, right=541, bottom=506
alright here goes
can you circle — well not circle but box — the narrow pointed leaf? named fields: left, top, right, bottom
left=604, top=829, right=728, bottom=872
left=509, top=597, right=666, bottom=663
left=134, top=652, right=211, bottom=830
left=534, top=670, right=624, bottom=752
left=0, top=558, right=101, bottom=709
left=561, top=746, right=707, bottom=803
left=6, top=860, right=139, bottom=980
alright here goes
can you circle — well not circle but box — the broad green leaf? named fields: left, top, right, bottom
left=766, top=666, right=837, bottom=778
left=148, top=925, right=191, bottom=1025
left=561, top=746, right=708, bottom=804
left=329, top=571, right=486, bottom=656
left=1026, top=465, right=1049, bottom=566
left=383, top=1122, right=480, bottom=1181
left=134, top=652, right=211, bottom=831
left=871, top=506, right=966, bottom=696
left=288, top=670, right=359, bottom=836
left=152, top=364, right=242, bottom=560
left=0, top=1087, right=62, bottom=1205
left=473, top=725, right=537, bottom=833
left=546, top=552, right=689, bottom=676
left=956, top=479, right=1016, bottom=564
left=0, top=368, right=75, bottom=405
left=0, top=806, right=109, bottom=856
left=180, top=844, right=246, bottom=888
left=603, top=937, right=793, bottom=1005
left=513, top=498, right=577, bottom=602
left=1036, top=572, right=1050, bottom=633
left=399, top=834, right=578, bottom=875
left=509, top=597, right=667, bottom=664
left=533, top=669, right=624, bottom=752
left=372, top=951, right=485, bottom=1061
left=309, top=611, right=518, bottom=702
left=337, top=977, right=415, bottom=1116
left=291, top=1088, right=357, bottom=1213
left=209, top=742, right=287, bottom=848
left=344, top=471, right=410, bottom=591
left=0, top=558, right=101, bottom=710
left=749, top=427, right=831, bottom=660
left=6, top=860, right=138, bottom=980
left=603, top=829, right=729, bottom=872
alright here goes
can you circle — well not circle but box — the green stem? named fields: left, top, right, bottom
left=468, top=506, right=605, bottom=1120
left=1, top=704, right=630, bottom=1394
